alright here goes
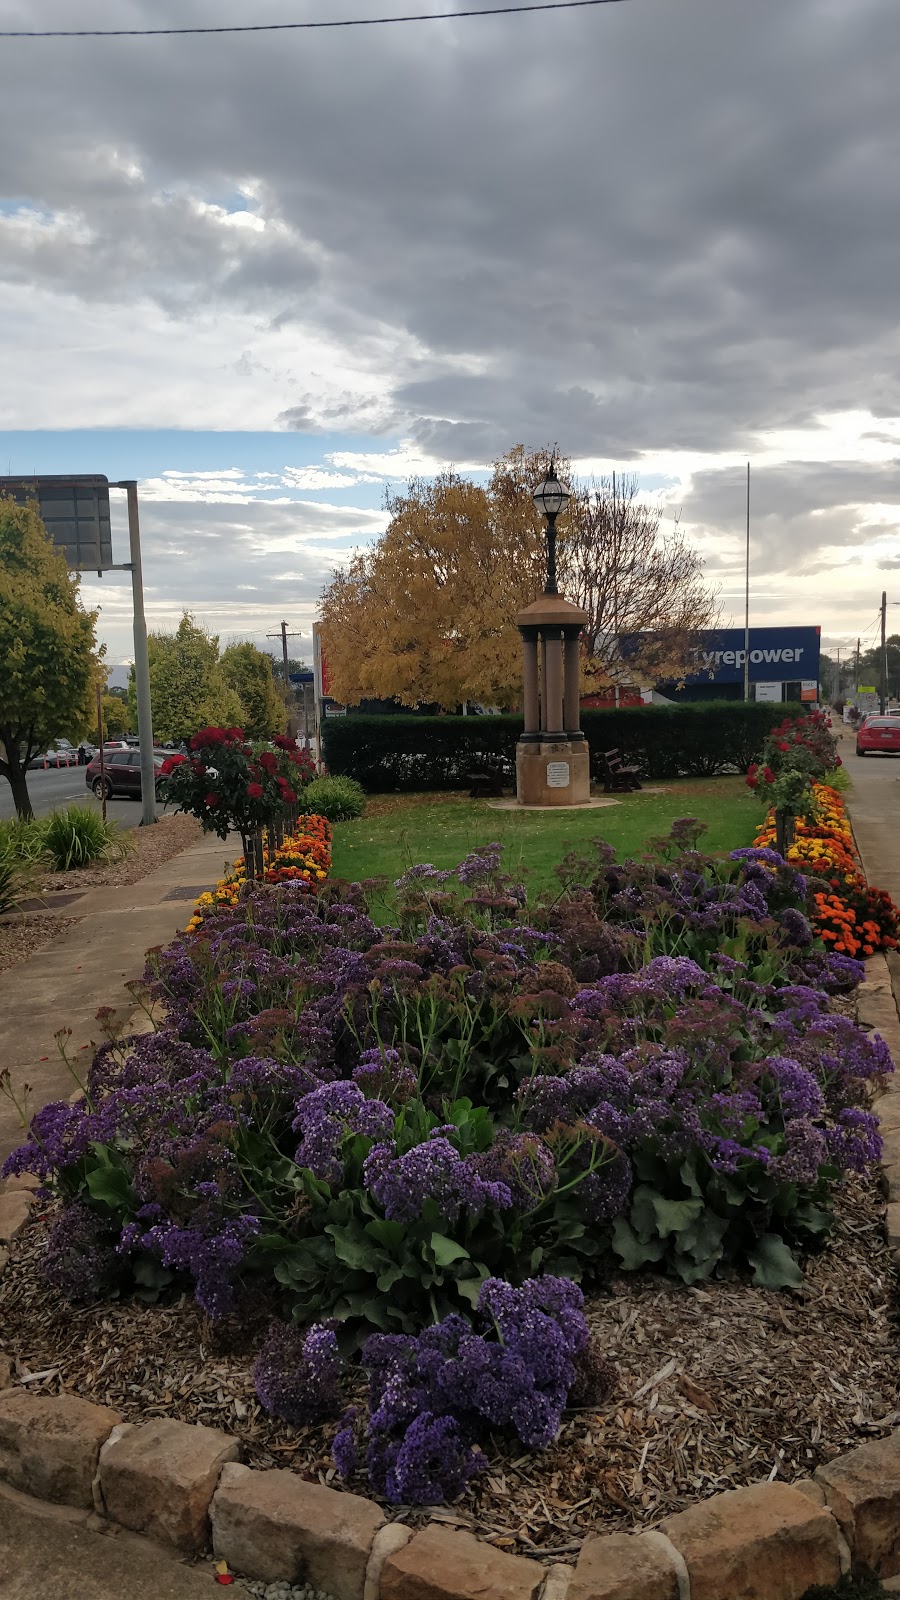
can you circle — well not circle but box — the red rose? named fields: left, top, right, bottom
left=777, top=741, right=789, bottom=751
left=277, top=779, right=297, bottom=804
left=273, top=734, right=296, bottom=751
left=835, top=755, right=842, bottom=766
left=258, top=751, right=278, bottom=774
left=205, top=792, right=220, bottom=807
left=247, top=782, right=264, bottom=799
left=158, top=753, right=187, bottom=775
left=763, top=766, right=775, bottom=782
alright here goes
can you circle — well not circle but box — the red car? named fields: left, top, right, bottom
left=85, top=747, right=167, bottom=799
left=856, top=716, right=900, bottom=757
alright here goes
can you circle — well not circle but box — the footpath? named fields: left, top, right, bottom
left=0, top=830, right=237, bottom=1166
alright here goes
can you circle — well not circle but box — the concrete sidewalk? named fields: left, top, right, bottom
left=0, top=1483, right=228, bottom=1599
left=841, top=726, right=900, bottom=904
left=0, top=831, right=238, bottom=1165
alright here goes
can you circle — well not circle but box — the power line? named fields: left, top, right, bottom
left=0, top=0, right=629, bottom=40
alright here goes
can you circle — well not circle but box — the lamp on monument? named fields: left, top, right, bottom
left=532, top=461, right=571, bottom=596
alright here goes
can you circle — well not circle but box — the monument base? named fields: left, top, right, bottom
left=515, top=738, right=591, bottom=807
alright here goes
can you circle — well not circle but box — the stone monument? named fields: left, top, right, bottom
left=516, top=465, right=590, bottom=807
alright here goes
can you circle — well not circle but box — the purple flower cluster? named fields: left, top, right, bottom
left=291, top=1082, right=395, bottom=1185
left=41, top=1200, right=122, bottom=1301
left=253, top=1320, right=344, bottom=1425
left=354, top=1274, right=589, bottom=1502
left=364, top=1134, right=513, bottom=1224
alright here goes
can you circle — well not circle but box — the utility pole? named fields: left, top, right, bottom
left=743, top=462, right=751, bottom=702
left=835, top=647, right=841, bottom=703
left=881, top=592, right=888, bottom=714
left=855, top=638, right=860, bottom=692
left=267, top=621, right=301, bottom=738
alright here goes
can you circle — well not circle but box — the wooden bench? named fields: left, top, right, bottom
left=598, top=748, right=642, bottom=794
left=468, top=769, right=506, bottom=799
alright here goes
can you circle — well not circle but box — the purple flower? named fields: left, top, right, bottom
left=333, top=1407, right=360, bottom=1477
left=253, top=1320, right=344, bottom=1425
left=291, top=1082, right=395, bottom=1185
left=363, top=1134, right=513, bottom=1225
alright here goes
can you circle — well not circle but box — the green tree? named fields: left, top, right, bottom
left=221, top=642, right=287, bottom=740
left=0, top=495, right=103, bottom=818
left=99, top=693, right=130, bottom=739
left=129, top=613, right=245, bottom=743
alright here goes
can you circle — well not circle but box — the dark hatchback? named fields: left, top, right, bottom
left=85, top=747, right=168, bottom=799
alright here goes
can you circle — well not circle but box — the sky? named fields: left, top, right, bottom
left=0, top=0, right=898, bottom=674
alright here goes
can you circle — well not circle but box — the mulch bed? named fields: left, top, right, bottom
left=1, top=1172, right=895, bottom=1559
left=0, top=915, right=84, bottom=976
left=37, top=813, right=202, bottom=894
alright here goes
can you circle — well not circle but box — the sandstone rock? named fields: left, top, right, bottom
left=0, top=1190, right=33, bottom=1242
left=0, top=1353, right=12, bottom=1389
left=364, top=1525, right=414, bottom=1600
left=380, top=1525, right=544, bottom=1600
left=661, top=1481, right=841, bottom=1600
left=100, top=1416, right=239, bottom=1553
left=817, top=1430, right=900, bottom=1576
left=212, top=1463, right=383, bottom=1600
left=542, top=1563, right=575, bottom=1600
left=791, top=1479, right=826, bottom=1507
left=0, top=1390, right=122, bottom=1508
left=3, top=1173, right=40, bottom=1192
left=569, top=1531, right=679, bottom=1600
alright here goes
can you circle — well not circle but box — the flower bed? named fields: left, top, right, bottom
left=754, top=784, right=900, bottom=957
left=185, top=813, right=332, bottom=931
left=3, top=822, right=894, bottom=1514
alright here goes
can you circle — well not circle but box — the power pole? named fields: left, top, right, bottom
left=855, top=637, right=860, bottom=692
left=743, top=462, right=751, bottom=702
left=835, top=647, right=841, bottom=702
left=266, top=621, right=301, bottom=738
left=881, top=592, right=888, bottom=714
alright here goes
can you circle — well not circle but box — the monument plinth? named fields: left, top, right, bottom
left=515, top=592, right=590, bottom=807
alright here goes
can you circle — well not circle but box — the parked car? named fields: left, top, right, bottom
left=85, top=747, right=168, bottom=799
left=28, top=744, right=78, bottom=769
left=856, top=717, right=900, bottom=757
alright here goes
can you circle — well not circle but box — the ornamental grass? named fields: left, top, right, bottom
left=2, top=821, right=894, bottom=1507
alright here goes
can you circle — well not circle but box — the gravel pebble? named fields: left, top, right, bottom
left=239, top=1585, right=336, bottom=1600
left=0, top=914, right=83, bottom=975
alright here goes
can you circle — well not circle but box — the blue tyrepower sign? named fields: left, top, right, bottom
left=622, top=627, right=821, bottom=686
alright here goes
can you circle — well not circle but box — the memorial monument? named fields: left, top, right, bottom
left=515, top=464, right=591, bottom=807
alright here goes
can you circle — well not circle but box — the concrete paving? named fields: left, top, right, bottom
left=839, top=722, right=900, bottom=903
left=0, top=1483, right=228, bottom=1599
left=0, top=831, right=238, bottom=1165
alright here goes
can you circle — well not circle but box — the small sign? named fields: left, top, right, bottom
left=800, top=680, right=818, bottom=703
left=324, top=703, right=347, bottom=717
left=755, top=682, right=782, bottom=702
left=546, top=761, right=570, bottom=788
left=859, top=685, right=877, bottom=695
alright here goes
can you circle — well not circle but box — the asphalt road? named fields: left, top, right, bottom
left=0, top=763, right=152, bottom=826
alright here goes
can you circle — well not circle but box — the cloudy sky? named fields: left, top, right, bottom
left=0, top=0, right=898, bottom=673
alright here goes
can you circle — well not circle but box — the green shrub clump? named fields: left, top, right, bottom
left=304, top=774, right=366, bottom=821
left=322, top=702, right=805, bottom=792
left=41, top=805, right=131, bottom=871
left=0, top=816, right=49, bottom=869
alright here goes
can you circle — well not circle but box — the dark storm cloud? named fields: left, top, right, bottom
left=0, top=0, right=897, bottom=457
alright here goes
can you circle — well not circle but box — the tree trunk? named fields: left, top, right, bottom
left=1, top=745, right=34, bottom=819
left=774, top=808, right=794, bottom=859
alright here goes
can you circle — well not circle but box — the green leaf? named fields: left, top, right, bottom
left=429, top=1233, right=471, bottom=1267
left=84, top=1162, right=133, bottom=1210
left=612, top=1217, right=666, bottom=1271
left=747, top=1234, right=805, bottom=1289
left=325, top=1223, right=377, bottom=1271
left=650, top=1193, right=704, bottom=1238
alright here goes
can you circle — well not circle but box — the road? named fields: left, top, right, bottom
left=0, top=763, right=151, bottom=827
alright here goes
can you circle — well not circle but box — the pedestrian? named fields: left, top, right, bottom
left=78, top=744, right=87, bottom=765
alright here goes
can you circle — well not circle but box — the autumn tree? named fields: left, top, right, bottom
left=221, top=642, right=287, bottom=740
left=0, top=495, right=103, bottom=817
left=98, top=693, right=130, bottom=740
left=319, top=447, right=717, bottom=709
left=128, top=613, right=245, bottom=744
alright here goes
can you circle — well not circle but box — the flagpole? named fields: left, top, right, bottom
left=743, top=462, right=750, bottom=701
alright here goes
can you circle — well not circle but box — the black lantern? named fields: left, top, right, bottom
left=532, top=461, right=571, bottom=595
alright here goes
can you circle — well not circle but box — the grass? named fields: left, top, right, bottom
left=330, top=776, right=763, bottom=898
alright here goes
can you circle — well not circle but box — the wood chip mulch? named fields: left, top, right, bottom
left=37, top=813, right=201, bottom=895
left=1, top=1172, right=896, bottom=1560
left=0, top=915, right=84, bottom=976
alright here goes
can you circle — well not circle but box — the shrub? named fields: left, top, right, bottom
left=41, top=805, right=131, bottom=871
left=0, top=858, right=31, bottom=915
left=303, top=774, right=366, bottom=822
left=322, top=702, right=804, bottom=791
left=0, top=816, right=49, bottom=869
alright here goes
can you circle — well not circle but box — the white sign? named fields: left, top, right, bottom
left=324, top=704, right=347, bottom=717
left=801, top=681, right=817, bottom=692
left=546, top=761, right=570, bottom=788
left=755, top=683, right=782, bottom=702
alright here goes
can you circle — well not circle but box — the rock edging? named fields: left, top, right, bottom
left=4, top=1383, right=900, bottom=1599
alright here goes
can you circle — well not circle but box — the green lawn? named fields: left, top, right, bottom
left=330, top=777, right=763, bottom=898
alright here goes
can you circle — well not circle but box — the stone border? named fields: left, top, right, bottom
left=4, top=977, right=900, bottom=1599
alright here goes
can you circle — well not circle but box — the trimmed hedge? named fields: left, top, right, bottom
left=322, top=701, right=805, bottom=791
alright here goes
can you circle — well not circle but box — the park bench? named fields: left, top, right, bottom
left=468, top=769, right=506, bottom=799
left=598, top=748, right=642, bottom=794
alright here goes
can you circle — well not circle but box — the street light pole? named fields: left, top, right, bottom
left=743, top=462, right=750, bottom=702
left=267, top=620, right=301, bottom=738
left=116, top=480, right=157, bottom=826
left=881, top=591, right=888, bottom=714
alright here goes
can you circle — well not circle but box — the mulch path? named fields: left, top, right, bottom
left=1, top=1172, right=895, bottom=1560
left=0, top=916, right=84, bottom=976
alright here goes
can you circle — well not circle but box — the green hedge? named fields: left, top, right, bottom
left=321, top=701, right=803, bottom=791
